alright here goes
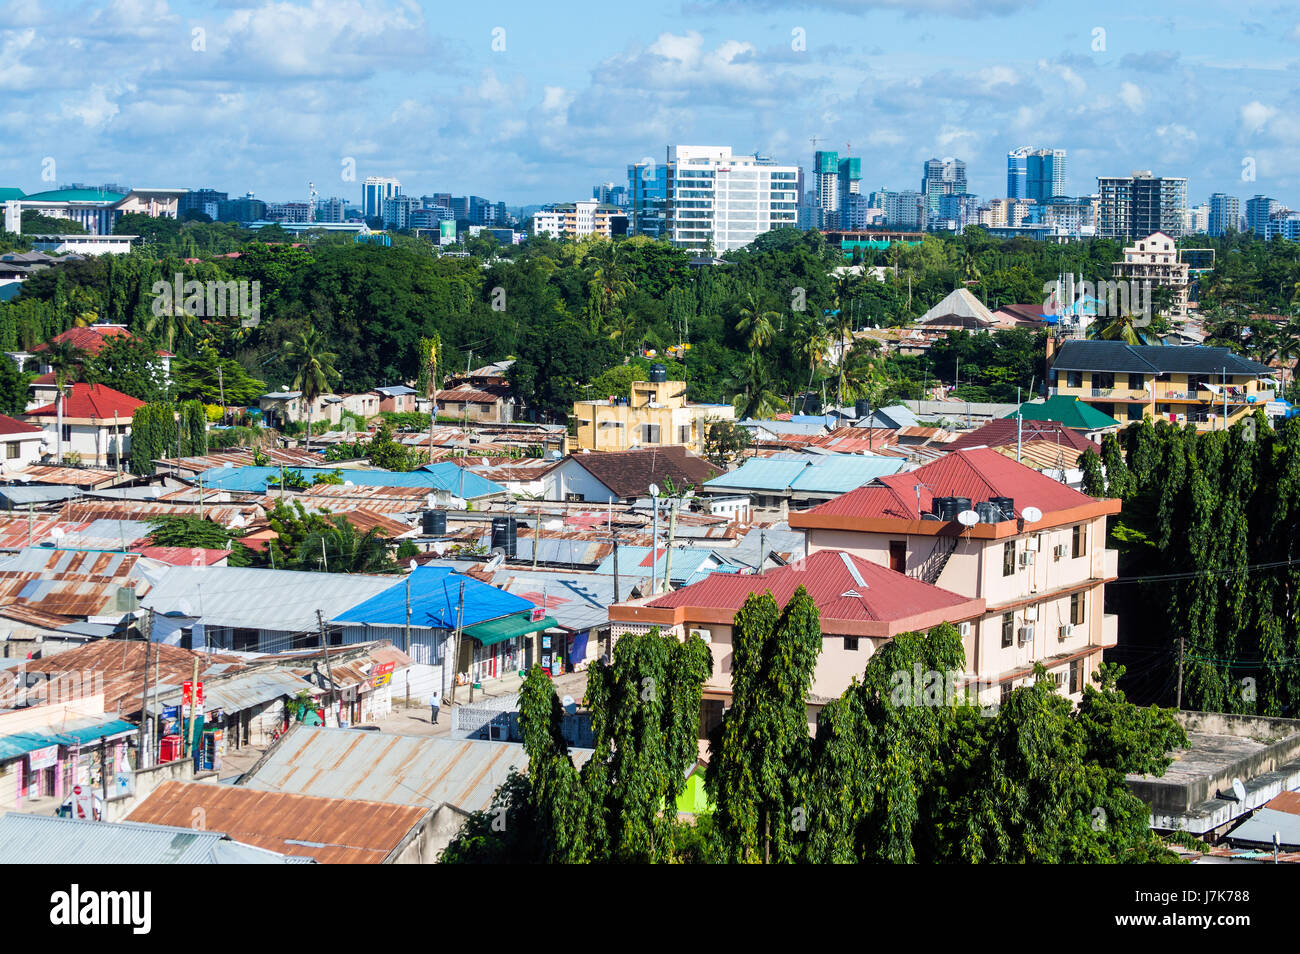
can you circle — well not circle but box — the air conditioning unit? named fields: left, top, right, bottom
left=1019, top=551, right=1036, bottom=567
left=1058, top=623, right=1075, bottom=640
left=689, top=629, right=712, bottom=644
left=1018, top=624, right=1035, bottom=644
left=958, top=621, right=971, bottom=637
left=1024, top=536, right=1040, bottom=552
left=1023, top=605, right=1038, bottom=621
left=1053, top=544, right=1067, bottom=561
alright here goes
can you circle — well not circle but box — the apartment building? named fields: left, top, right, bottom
left=530, top=199, right=623, bottom=240
left=1048, top=339, right=1274, bottom=429
left=1097, top=171, right=1187, bottom=239
left=787, top=448, right=1122, bottom=707
left=362, top=177, right=400, bottom=220
left=1112, top=231, right=1190, bottom=318
left=1208, top=193, right=1240, bottom=237
left=572, top=365, right=733, bottom=454
left=664, top=145, right=799, bottom=253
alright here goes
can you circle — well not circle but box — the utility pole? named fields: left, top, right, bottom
left=1016, top=386, right=1023, bottom=463
left=449, top=578, right=466, bottom=706
left=662, top=497, right=679, bottom=592
left=612, top=535, right=620, bottom=603
left=217, top=366, right=225, bottom=423
left=316, top=609, right=336, bottom=725
left=1176, top=637, right=1185, bottom=709
left=135, top=612, right=152, bottom=770
left=404, top=573, right=411, bottom=656
left=184, top=656, right=198, bottom=760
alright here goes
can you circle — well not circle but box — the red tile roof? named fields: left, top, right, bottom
left=32, top=325, right=173, bottom=358
left=136, top=546, right=232, bottom=566
left=644, top=549, right=980, bottom=629
left=25, top=382, right=145, bottom=421
left=0, top=413, right=41, bottom=437
left=805, top=447, right=1095, bottom=520
left=945, top=418, right=1096, bottom=455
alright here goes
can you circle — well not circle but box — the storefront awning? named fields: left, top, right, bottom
left=464, top=613, right=558, bottom=646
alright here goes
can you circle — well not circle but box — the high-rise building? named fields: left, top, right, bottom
left=837, top=157, right=861, bottom=229
left=317, top=197, right=345, bottom=223
left=663, top=145, right=799, bottom=253
left=1096, top=171, right=1187, bottom=239
left=265, top=202, right=312, bottom=224
left=1244, top=195, right=1281, bottom=236
left=870, top=189, right=926, bottom=230
left=531, top=200, right=623, bottom=240
left=216, top=194, right=265, bottom=223
left=179, top=189, right=227, bottom=220
left=1007, top=148, right=1066, bottom=204
left=381, top=194, right=419, bottom=229
left=362, top=176, right=400, bottom=220
left=921, top=158, right=968, bottom=228
left=1183, top=203, right=1209, bottom=235
left=1208, top=193, right=1239, bottom=237
left=627, top=160, right=668, bottom=237
left=814, top=150, right=840, bottom=227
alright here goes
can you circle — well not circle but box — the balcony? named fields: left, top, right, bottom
left=1102, top=613, right=1118, bottom=648
left=1093, top=547, right=1118, bottom=581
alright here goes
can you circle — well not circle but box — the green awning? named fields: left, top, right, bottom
left=464, top=613, right=558, bottom=646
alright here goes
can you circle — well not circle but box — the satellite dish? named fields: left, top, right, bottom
left=648, top=483, right=659, bottom=498
left=343, top=480, right=354, bottom=487
left=484, top=552, right=505, bottom=572
left=1232, top=778, right=1246, bottom=802
left=956, top=509, right=979, bottom=527
left=408, top=559, right=417, bottom=572
left=50, top=527, right=65, bottom=540
left=1021, top=506, right=1042, bottom=523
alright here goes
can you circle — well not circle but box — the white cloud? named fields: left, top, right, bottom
left=1240, top=100, right=1277, bottom=134
left=1119, top=82, right=1144, bottom=113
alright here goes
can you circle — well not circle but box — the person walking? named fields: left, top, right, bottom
left=430, top=688, right=441, bottom=725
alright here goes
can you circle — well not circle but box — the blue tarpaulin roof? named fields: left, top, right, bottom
left=0, top=717, right=136, bottom=762
left=195, top=463, right=505, bottom=498
left=331, top=566, right=537, bottom=630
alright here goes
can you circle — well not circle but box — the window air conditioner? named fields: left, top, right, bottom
left=958, top=622, right=971, bottom=637
left=1053, top=544, right=1067, bottom=560
left=689, top=629, right=712, bottom=644
left=1018, top=624, right=1035, bottom=644
left=1023, top=605, right=1038, bottom=621
left=1019, top=551, right=1035, bottom=567
left=1024, top=536, right=1039, bottom=552
left=1059, top=623, right=1075, bottom=640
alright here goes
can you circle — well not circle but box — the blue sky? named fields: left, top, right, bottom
left=2, top=0, right=1300, bottom=209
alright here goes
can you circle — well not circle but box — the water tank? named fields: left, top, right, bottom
left=952, top=497, right=972, bottom=517
left=854, top=399, right=871, bottom=421
left=990, top=496, right=1015, bottom=521
left=802, top=393, right=820, bottom=415
left=933, top=497, right=960, bottom=521
left=491, top=516, right=517, bottom=557
left=422, top=509, right=446, bottom=536
left=975, top=501, right=999, bottom=524
left=648, top=364, right=667, bottom=384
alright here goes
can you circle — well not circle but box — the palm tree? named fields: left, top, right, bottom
left=43, top=339, right=87, bottom=464
left=283, top=327, right=341, bottom=454
left=727, top=353, right=790, bottom=420
left=1090, top=313, right=1143, bottom=346
left=300, top=516, right=394, bottom=574
left=796, top=316, right=832, bottom=391
left=144, top=298, right=196, bottom=354
left=736, top=293, right=779, bottom=351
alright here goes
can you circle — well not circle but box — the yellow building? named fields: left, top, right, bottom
left=1049, top=339, right=1275, bottom=430
left=573, top=369, right=734, bottom=454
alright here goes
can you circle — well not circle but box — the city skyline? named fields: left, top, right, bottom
left=4, top=1, right=1300, bottom=209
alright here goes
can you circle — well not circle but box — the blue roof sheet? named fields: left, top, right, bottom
left=331, top=565, right=535, bottom=629
left=705, top=455, right=907, bottom=494
left=0, top=717, right=136, bottom=762
left=196, top=463, right=504, bottom=498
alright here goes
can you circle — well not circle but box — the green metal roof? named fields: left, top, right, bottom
left=1003, top=395, right=1121, bottom=430
left=464, top=613, right=558, bottom=646
left=0, top=188, right=25, bottom=202
left=20, top=189, right=126, bottom=204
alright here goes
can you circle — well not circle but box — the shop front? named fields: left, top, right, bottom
left=460, top=611, right=559, bottom=685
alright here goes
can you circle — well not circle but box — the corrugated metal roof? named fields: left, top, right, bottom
left=145, top=669, right=308, bottom=716
left=240, top=724, right=591, bottom=813
left=0, top=813, right=309, bottom=864
left=139, top=565, right=397, bottom=633
left=127, top=780, right=430, bottom=864
left=196, top=464, right=506, bottom=499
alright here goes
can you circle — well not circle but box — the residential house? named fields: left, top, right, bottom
left=338, top=391, right=381, bottom=420
left=257, top=390, right=343, bottom=430
left=1000, top=395, right=1122, bottom=441
left=374, top=385, right=418, bottom=414
left=545, top=446, right=721, bottom=504
left=787, top=447, right=1122, bottom=706
left=915, top=288, right=998, bottom=332
left=23, top=382, right=142, bottom=466
left=0, top=813, right=311, bottom=863
left=573, top=366, right=733, bottom=454
left=0, top=415, right=45, bottom=470
left=701, top=454, right=910, bottom=512
left=608, top=549, right=985, bottom=730
left=1048, top=339, right=1274, bottom=430
left=1112, top=231, right=1190, bottom=318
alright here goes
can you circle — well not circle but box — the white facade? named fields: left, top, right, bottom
left=363, top=177, right=401, bottom=219
left=665, top=145, right=800, bottom=253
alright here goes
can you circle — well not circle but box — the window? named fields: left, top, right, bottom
left=1001, top=682, right=1013, bottom=705
left=1069, top=659, right=1083, bottom=694
left=232, top=628, right=258, bottom=652
left=1128, top=373, right=1145, bottom=391
left=1070, top=591, right=1086, bottom=626
left=1093, top=372, right=1115, bottom=390
left=1001, top=612, right=1015, bottom=648
left=640, top=423, right=661, bottom=444
left=4, top=443, right=17, bottom=460
left=888, top=541, right=906, bottom=573
left=844, top=637, right=860, bottom=651
left=565, top=493, right=585, bottom=502
left=1066, top=370, right=1083, bottom=389
left=1072, top=523, right=1086, bottom=559
left=678, top=424, right=691, bottom=444
left=1003, top=541, right=1016, bottom=576
left=61, top=424, right=72, bottom=442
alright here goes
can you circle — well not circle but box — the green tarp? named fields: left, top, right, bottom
left=464, top=613, right=559, bottom=646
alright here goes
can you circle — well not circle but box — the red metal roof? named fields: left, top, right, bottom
left=0, top=413, right=40, bottom=436
left=25, top=382, right=145, bottom=420
left=644, top=549, right=977, bottom=626
left=136, top=546, right=231, bottom=566
left=806, top=447, right=1095, bottom=520
left=33, top=325, right=173, bottom=358
left=945, top=418, right=1096, bottom=455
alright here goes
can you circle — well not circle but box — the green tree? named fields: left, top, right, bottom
left=42, top=338, right=87, bottom=464
left=283, top=326, right=340, bottom=454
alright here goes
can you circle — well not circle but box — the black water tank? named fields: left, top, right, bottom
left=491, top=516, right=518, bottom=557
left=952, top=497, right=972, bottom=517
left=990, top=496, right=1015, bottom=521
left=975, top=501, right=998, bottom=524
left=933, top=497, right=959, bottom=520
left=648, top=364, right=667, bottom=383
left=422, top=509, right=446, bottom=536
left=802, top=393, right=820, bottom=415
left=854, top=399, right=871, bottom=420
